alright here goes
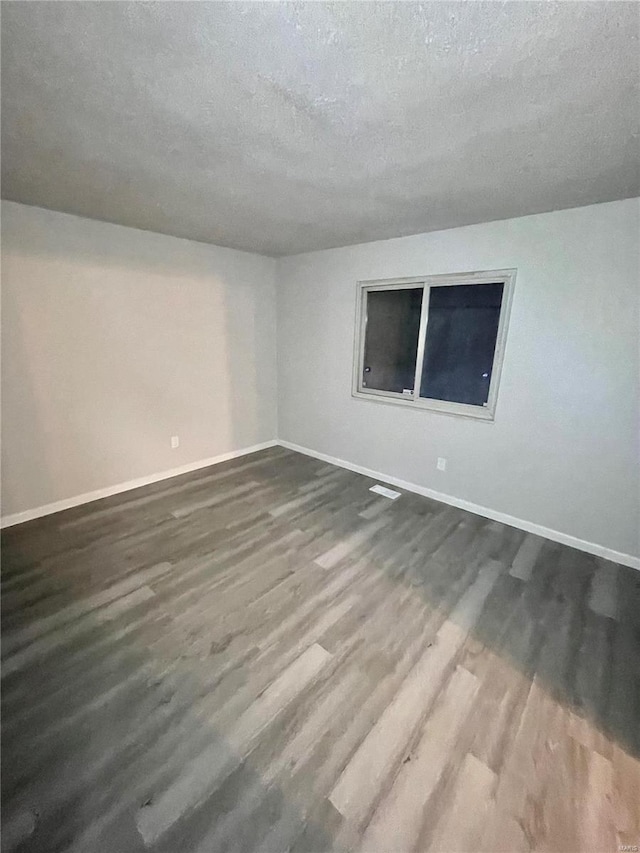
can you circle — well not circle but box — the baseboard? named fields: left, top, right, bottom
left=0, top=440, right=278, bottom=528
left=5, top=435, right=637, bottom=571
left=278, top=439, right=640, bottom=571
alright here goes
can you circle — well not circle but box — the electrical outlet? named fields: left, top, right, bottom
left=437, top=457, right=446, bottom=471
left=171, top=436, right=180, bottom=449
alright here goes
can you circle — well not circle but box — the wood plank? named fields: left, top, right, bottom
left=1, top=447, right=637, bottom=853
left=171, top=480, right=261, bottom=518
left=509, top=533, right=544, bottom=581
left=359, top=499, right=394, bottom=520
left=2, top=562, right=171, bottom=656
left=328, top=559, right=502, bottom=826
left=2, top=586, right=156, bottom=678
left=589, top=558, right=618, bottom=619
left=426, top=753, right=497, bottom=853
left=314, top=518, right=389, bottom=569
left=134, top=642, right=332, bottom=845
left=361, top=665, right=479, bottom=852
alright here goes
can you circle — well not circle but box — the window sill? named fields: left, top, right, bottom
left=351, top=389, right=496, bottom=421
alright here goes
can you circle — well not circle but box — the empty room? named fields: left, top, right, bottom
left=1, top=2, right=639, bottom=851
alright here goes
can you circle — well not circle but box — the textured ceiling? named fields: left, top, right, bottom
left=2, top=2, right=639, bottom=256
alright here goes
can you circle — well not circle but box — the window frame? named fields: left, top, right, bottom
left=352, top=268, right=516, bottom=421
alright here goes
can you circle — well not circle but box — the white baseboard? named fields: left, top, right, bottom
left=4, top=435, right=637, bottom=572
left=0, top=440, right=278, bottom=528
left=278, top=440, right=640, bottom=571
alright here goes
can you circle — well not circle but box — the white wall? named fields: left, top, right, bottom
left=1, top=201, right=277, bottom=518
left=277, top=199, right=640, bottom=562
left=3, top=199, right=638, bottom=562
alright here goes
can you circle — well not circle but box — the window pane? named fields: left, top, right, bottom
left=363, top=288, right=423, bottom=394
left=420, top=282, right=504, bottom=406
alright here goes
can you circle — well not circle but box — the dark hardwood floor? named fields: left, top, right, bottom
left=2, top=446, right=639, bottom=852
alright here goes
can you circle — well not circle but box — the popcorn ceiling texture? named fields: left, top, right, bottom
left=2, top=1, right=638, bottom=256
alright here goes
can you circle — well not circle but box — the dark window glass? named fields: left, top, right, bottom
left=363, top=288, right=423, bottom=394
left=419, top=283, right=504, bottom=406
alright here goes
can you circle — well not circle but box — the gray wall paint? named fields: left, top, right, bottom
left=1, top=202, right=277, bottom=517
left=277, top=199, right=640, bottom=559
left=3, top=198, right=638, bottom=559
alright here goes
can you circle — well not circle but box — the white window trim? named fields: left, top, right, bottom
left=351, top=268, right=516, bottom=421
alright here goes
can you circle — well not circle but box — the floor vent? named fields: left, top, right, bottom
left=369, top=484, right=401, bottom=500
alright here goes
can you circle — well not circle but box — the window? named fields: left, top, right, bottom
left=352, top=269, right=515, bottom=420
